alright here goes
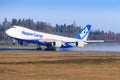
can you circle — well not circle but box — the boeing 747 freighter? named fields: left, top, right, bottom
left=5, top=25, right=103, bottom=51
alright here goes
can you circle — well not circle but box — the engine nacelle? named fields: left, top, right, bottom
left=52, top=41, right=62, bottom=48
left=75, top=41, right=87, bottom=47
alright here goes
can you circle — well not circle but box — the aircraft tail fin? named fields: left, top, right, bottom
left=75, top=24, right=91, bottom=41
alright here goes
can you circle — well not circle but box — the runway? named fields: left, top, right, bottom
left=0, top=48, right=118, bottom=53
left=0, top=42, right=120, bottom=52
left=0, top=47, right=120, bottom=53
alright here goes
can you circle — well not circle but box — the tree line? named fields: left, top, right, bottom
left=0, top=18, right=120, bottom=44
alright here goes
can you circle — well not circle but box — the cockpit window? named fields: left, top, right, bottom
left=12, top=26, right=16, bottom=28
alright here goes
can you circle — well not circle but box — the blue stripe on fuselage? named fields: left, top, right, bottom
left=13, top=38, right=75, bottom=48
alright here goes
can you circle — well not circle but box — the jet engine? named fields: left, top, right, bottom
left=52, top=41, right=62, bottom=48
left=75, top=41, right=87, bottom=47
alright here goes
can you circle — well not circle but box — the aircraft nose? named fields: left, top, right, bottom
left=5, top=29, right=10, bottom=35
left=5, top=27, right=20, bottom=38
left=5, top=28, right=14, bottom=37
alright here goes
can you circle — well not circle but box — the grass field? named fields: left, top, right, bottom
left=0, top=51, right=120, bottom=80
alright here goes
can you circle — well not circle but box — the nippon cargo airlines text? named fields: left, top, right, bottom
left=22, top=31, right=43, bottom=38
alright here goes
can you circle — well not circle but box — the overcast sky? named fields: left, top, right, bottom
left=0, top=0, right=120, bottom=33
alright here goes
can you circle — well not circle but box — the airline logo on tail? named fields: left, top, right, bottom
left=80, top=27, right=89, bottom=39
left=75, top=25, right=91, bottom=41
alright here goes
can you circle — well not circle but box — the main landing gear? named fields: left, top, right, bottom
left=45, top=46, right=56, bottom=51
left=36, top=45, right=42, bottom=50
left=36, top=44, right=57, bottom=51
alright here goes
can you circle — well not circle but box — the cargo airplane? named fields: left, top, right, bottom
left=5, top=25, right=104, bottom=51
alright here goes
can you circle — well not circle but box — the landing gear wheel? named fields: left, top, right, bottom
left=45, top=46, right=56, bottom=51
left=36, top=45, right=42, bottom=50
left=36, top=47, right=42, bottom=50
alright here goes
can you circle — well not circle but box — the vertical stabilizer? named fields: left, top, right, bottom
left=75, top=25, right=91, bottom=41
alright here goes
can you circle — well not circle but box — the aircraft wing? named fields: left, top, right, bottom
left=85, top=40, right=104, bottom=43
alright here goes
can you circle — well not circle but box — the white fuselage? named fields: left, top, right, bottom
left=6, top=26, right=87, bottom=48
left=6, top=26, right=82, bottom=42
